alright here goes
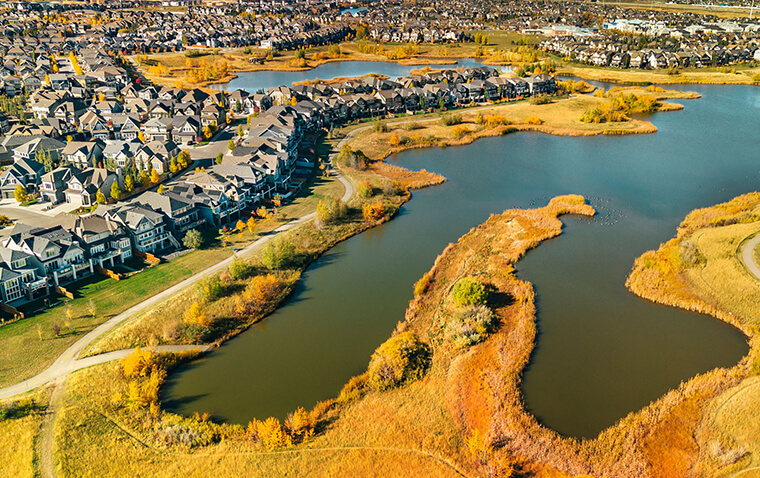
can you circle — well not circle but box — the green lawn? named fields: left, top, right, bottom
left=0, top=247, right=230, bottom=388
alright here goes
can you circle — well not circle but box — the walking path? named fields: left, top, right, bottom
left=741, top=234, right=760, bottom=280
left=0, top=172, right=353, bottom=401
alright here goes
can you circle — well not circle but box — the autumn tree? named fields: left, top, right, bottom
left=96, top=190, right=106, bottom=205
left=137, top=131, right=146, bottom=142
left=150, top=169, right=160, bottom=184
left=14, top=184, right=28, bottom=204
left=357, top=180, right=372, bottom=198
left=315, top=197, right=348, bottom=229
left=248, top=417, right=292, bottom=450
left=183, top=229, right=204, bottom=249
left=183, top=302, right=210, bottom=328
left=120, top=347, right=157, bottom=378
left=389, top=131, right=401, bottom=147
left=215, top=152, right=223, bottom=165
left=367, top=332, right=430, bottom=391
left=124, top=174, right=134, bottom=192
left=228, top=139, right=236, bottom=151
left=138, top=170, right=150, bottom=188
left=362, top=201, right=385, bottom=221
left=110, top=181, right=122, bottom=200
left=157, top=184, right=165, bottom=193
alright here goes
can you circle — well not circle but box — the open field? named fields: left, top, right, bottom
left=0, top=415, right=41, bottom=478
left=343, top=87, right=698, bottom=160
left=0, top=388, right=50, bottom=478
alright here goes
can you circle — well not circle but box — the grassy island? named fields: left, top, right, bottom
left=341, top=86, right=699, bottom=161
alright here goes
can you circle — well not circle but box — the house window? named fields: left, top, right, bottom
left=4, top=279, right=23, bottom=301
left=45, top=248, right=55, bottom=258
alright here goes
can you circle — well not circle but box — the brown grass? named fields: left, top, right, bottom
left=625, top=192, right=760, bottom=477
left=557, top=64, right=760, bottom=86
left=345, top=88, right=693, bottom=160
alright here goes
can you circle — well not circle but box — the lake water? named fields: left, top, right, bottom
left=211, top=58, right=500, bottom=93
left=162, top=81, right=755, bottom=438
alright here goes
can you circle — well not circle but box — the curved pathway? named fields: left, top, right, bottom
left=0, top=172, right=353, bottom=401
left=741, top=234, right=760, bottom=280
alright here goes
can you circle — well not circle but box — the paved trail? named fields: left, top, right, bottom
left=741, top=234, right=760, bottom=280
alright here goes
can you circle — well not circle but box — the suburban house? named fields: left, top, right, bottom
left=39, top=165, right=76, bottom=204
left=0, top=246, right=47, bottom=303
left=0, top=157, right=45, bottom=199
left=135, top=140, right=180, bottom=174
left=64, top=168, right=120, bottom=207
left=98, top=203, right=180, bottom=253
left=61, top=141, right=104, bottom=169
left=132, top=190, right=206, bottom=237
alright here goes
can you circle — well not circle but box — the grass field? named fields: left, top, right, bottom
left=0, top=415, right=41, bottom=478
left=0, top=248, right=230, bottom=388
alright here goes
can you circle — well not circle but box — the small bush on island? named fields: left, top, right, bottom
left=448, top=305, right=496, bottom=347
left=524, top=115, right=543, bottom=125
left=440, top=113, right=463, bottom=126
left=451, top=277, right=489, bottom=307
left=452, top=125, right=470, bottom=139
left=367, top=332, right=430, bottom=391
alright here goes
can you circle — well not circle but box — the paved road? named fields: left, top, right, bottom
left=0, top=172, right=353, bottom=400
left=741, top=234, right=760, bottom=280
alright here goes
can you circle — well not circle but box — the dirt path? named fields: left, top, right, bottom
left=37, top=379, right=65, bottom=478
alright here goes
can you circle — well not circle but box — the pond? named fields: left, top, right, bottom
left=163, top=81, right=754, bottom=439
